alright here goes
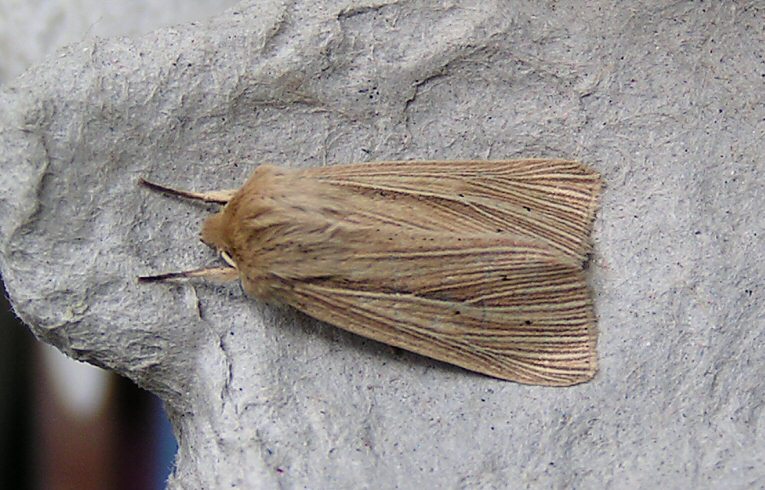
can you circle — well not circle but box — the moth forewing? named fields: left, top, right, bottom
left=141, top=160, right=602, bottom=386
left=266, top=229, right=597, bottom=386
left=304, top=159, right=602, bottom=261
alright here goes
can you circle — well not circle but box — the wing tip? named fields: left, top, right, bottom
left=487, top=314, right=599, bottom=387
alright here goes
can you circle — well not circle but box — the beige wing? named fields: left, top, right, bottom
left=269, top=231, right=597, bottom=386
left=302, top=159, right=602, bottom=262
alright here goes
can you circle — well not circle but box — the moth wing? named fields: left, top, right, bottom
left=270, top=231, right=597, bottom=386
left=303, top=159, right=602, bottom=261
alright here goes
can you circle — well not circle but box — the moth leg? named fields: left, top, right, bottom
left=138, top=266, right=239, bottom=284
left=220, top=251, right=237, bottom=268
left=139, top=178, right=237, bottom=204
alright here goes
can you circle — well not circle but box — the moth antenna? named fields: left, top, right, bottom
left=138, top=266, right=239, bottom=284
left=139, top=178, right=236, bottom=204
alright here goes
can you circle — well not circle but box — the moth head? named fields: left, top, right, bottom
left=201, top=211, right=239, bottom=270
left=138, top=178, right=240, bottom=284
left=201, top=212, right=228, bottom=251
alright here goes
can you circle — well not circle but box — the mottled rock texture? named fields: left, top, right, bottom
left=1, top=2, right=762, bottom=488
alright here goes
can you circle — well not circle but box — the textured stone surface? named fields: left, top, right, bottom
left=1, top=1, right=763, bottom=488
left=0, top=0, right=240, bottom=81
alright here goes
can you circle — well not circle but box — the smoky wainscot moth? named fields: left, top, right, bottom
left=140, top=160, right=602, bottom=386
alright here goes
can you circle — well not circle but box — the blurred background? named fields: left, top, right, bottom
left=0, top=1, right=239, bottom=488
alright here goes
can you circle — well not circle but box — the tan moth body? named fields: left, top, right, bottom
left=141, top=160, right=602, bottom=386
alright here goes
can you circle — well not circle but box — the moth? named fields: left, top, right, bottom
left=140, top=160, right=602, bottom=386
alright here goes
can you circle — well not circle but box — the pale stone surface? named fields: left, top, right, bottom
left=0, top=1, right=763, bottom=488
left=0, top=0, right=240, bottom=81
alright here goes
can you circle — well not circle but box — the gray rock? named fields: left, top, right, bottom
left=1, top=1, right=763, bottom=488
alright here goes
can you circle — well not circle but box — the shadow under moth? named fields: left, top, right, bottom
left=140, top=160, right=602, bottom=386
